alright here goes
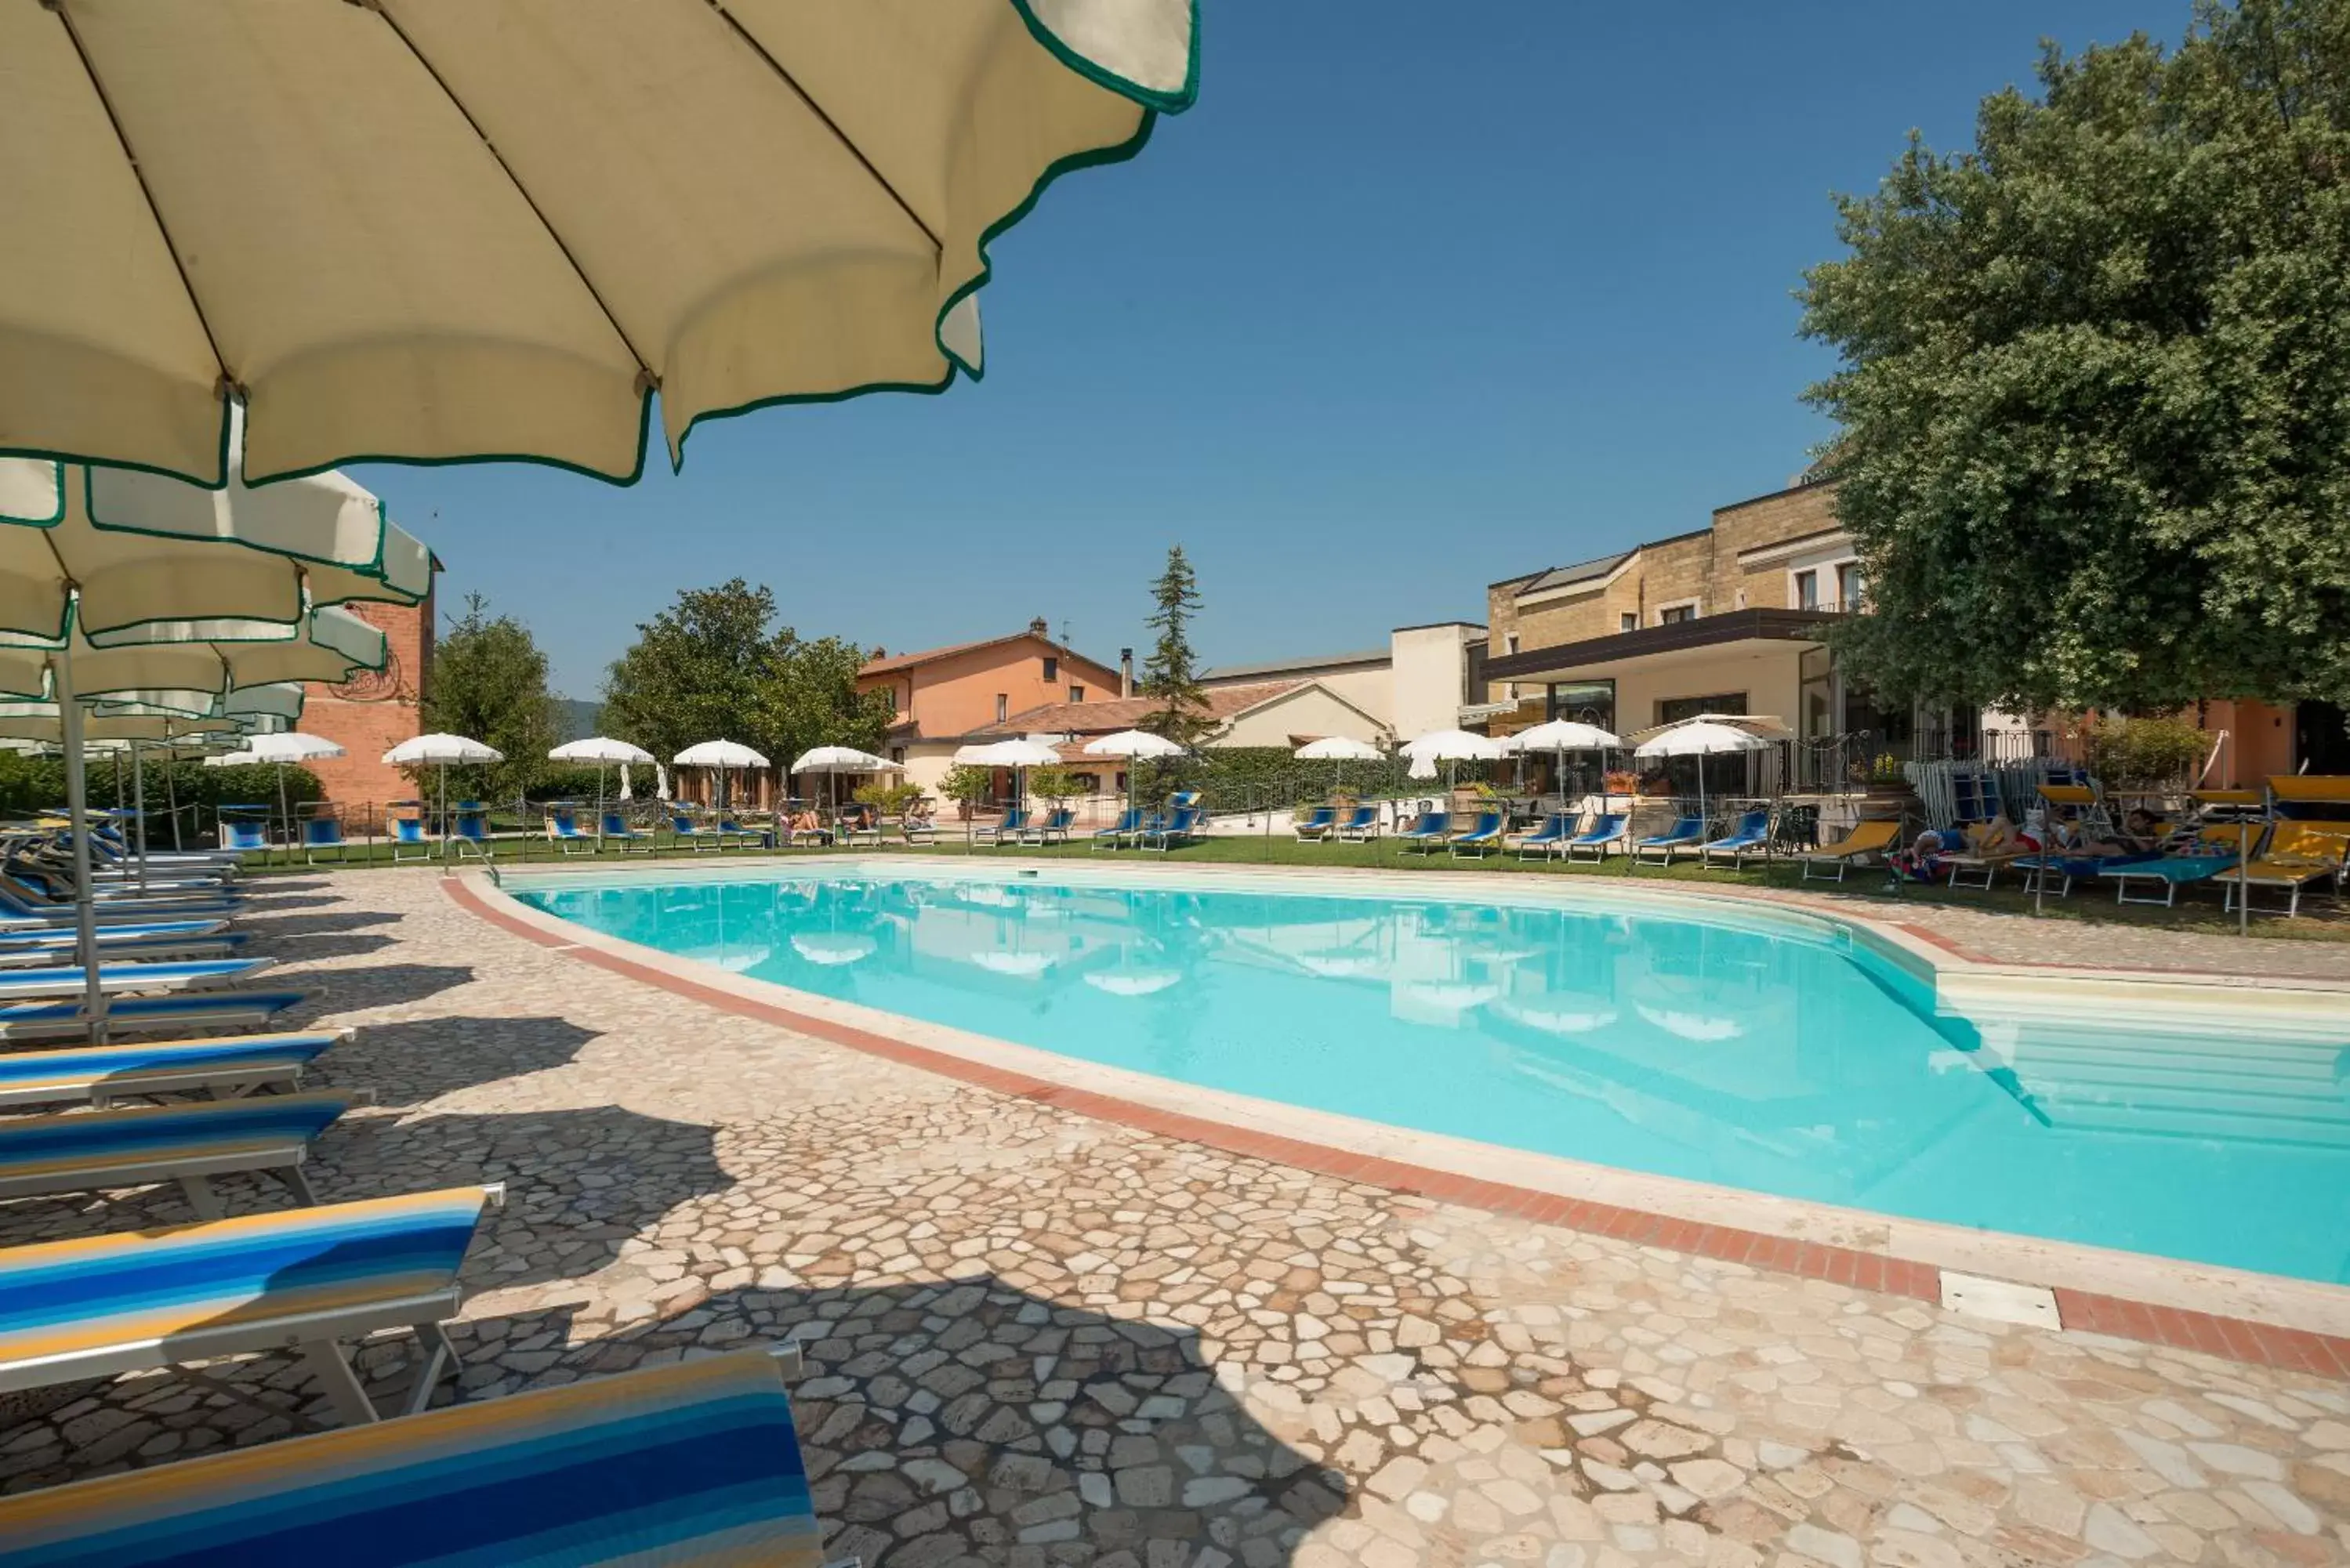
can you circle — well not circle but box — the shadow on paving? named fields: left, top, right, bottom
left=246, top=932, right=397, bottom=964
left=317, top=1014, right=601, bottom=1108
left=234, top=908, right=402, bottom=939
left=281, top=961, right=476, bottom=1014
left=462, top=1280, right=1342, bottom=1568
left=317, top=1103, right=734, bottom=1295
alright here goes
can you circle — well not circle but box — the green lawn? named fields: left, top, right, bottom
left=240, top=827, right=2350, bottom=943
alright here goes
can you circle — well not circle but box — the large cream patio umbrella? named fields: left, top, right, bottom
left=789, top=746, right=901, bottom=824
left=1084, top=728, right=1184, bottom=824
left=1633, top=721, right=1768, bottom=837
left=1, top=2, right=1199, bottom=489
left=0, top=447, right=422, bottom=1040
left=675, top=740, right=771, bottom=819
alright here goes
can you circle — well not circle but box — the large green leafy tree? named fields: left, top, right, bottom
left=1141, top=545, right=1209, bottom=744
left=417, top=594, right=558, bottom=800
left=601, top=578, right=893, bottom=788
left=1800, top=0, right=2350, bottom=712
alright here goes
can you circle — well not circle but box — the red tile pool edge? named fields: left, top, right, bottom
left=446, top=875, right=2350, bottom=1379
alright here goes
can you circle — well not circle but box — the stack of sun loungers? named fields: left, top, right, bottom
left=0, top=821, right=843, bottom=1563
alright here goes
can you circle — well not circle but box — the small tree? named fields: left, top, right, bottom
left=418, top=594, right=557, bottom=801
left=939, top=763, right=993, bottom=820
left=1141, top=545, right=1208, bottom=744
left=1027, top=766, right=1082, bottom=810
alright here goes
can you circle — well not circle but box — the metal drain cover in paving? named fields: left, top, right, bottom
left=1941, top=1271, right=2062, bottom=1328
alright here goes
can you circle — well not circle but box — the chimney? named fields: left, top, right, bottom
left=1119, top=647, right=1134, bottom=698
left=1028, top=616, right=1049, bottom=639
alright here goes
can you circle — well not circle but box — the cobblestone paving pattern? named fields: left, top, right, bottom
left=0, top=870, right=2343, bottom=1567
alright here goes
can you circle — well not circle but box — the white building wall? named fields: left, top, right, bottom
left=1390, top=624, right=1485, bottom=737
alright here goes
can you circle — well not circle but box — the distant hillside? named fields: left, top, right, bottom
left=555, top=697, right=601, bottom=741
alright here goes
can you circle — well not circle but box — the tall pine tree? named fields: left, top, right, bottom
left=1141, top=545, right=1208, bottom=744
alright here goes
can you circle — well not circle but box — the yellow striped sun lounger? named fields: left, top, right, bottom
left=0, top=1347, right=833, bottom=1567
left=0, top=1091, right=357, bottom=1218
left=2222, top=819, right=2350, bottom=918
left=0, top=1185, right=498, bottom=1429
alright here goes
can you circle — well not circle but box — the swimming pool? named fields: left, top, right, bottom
left=512, top=867, right=2350, bottom=1285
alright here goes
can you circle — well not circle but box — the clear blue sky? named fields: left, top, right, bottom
left=354, top=1, right=2187, bottom=701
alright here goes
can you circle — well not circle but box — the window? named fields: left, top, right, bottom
left=1794, top=570, right=1819, bottom=610
left=1659, top=604, right=1695, bottom=625
left=1548, top=680, right=1616, bottom=733
left=1504, top=632, right=1519, bottom=655
left=1619, top=612, right=1637, bottom=632
left=995, top=693, right=1007, bottom=722
left=1043, top=656, right=1058, bottom=683
left=1837, top=563, right=1862, bottom=610
left=1657, top=692, right=1746, bottom=726
left=890, top=746, right=906, bottom=764
left=1069, top=685, right=1085, bottom=704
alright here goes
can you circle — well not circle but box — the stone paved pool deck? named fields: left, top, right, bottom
left=1, top=865, right=2345, bottom=1567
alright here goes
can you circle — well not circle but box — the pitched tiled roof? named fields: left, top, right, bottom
left=858, top=631, right=1119, bottom=679
left=969, top=680, right=1308, bottom=738
left=1199, top=647, right=1388, bottom=683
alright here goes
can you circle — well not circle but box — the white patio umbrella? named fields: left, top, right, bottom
left=1083, top=729, right=1185, bottom=823
left=674, top=740, right=770, bottom=819
left=789, top=745, right=901, bottom=821
left=1293, top=734, right=1384, bottom=793
left=549, top=736, right=655, bottom=847
left=244, top=731, right=346, bottom=863
left=384, top=733, right=506, bottom=863
left=1634, top=720, right=1767, bottom=835
left=1504, top=719, right=1622, bottom=809
left=953, top=738, right=1064, bottom=816
left=1, top=5, right=1198, bottom=487
left=0, top=439, right=422, bottom=1038
left=1401, top=728, right=1507, bottom=804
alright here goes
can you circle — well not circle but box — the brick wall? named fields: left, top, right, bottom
left=299, top=588, right=432, bottom=809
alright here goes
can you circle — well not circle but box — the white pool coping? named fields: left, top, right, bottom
left=464, top=857, right=2350, bottom=1340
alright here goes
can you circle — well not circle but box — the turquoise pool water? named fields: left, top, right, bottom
left=514, top=869, right=2350, bottom=1284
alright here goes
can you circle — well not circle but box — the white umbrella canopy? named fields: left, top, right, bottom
left=243, top=732, right=346, bottom=856
left=386, top=734, right=505, bottom=863
left=0, top=606, right=388, bottom=704
left=675, top=740, right=769, bottom=817
left=790, top=746, right=897, bottom=773
left=0, top=2, right=1199, bottom=488
left=1293, top=737, right=1384, bottom=762
left=1401, top=728, right=1505, bottom=802
left=385, top=733, right=504, bottom=767
left=1082, top=730, right=1185, bottom=760
left=550, top=737, right=655, bottom=766
left=1505, top=720, right=1621, bottom=752
left=674, top=740, right=769, bottom=770
left=0, top=410, right=428, bottom=643
left=1633, top=721, right=1767, bottom=831
left=952, top=739, right=1063, bottom=767
left=551, top=737, right=656, bottom=846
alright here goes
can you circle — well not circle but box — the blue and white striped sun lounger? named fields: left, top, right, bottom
left=1631, top=815, right=1706, bottom=865
left=0, top=881, right=239, bottom=925
left=0, top=931, right=243, bottom=967
left=0, top=1091, right=355, bottom=1218
left=0, top=988, right=314, bottom=1045
left=0, top=917, right=230, bottom=947
left=0, top=1185, right=498, bottom=1428
left=600, top=811, right=655, bottom=853
left=1562, top=813, right=1628, bottom=861
left=1449, top=810, right=1506, bottom=857
left=1090, top=808, right=1143, bottom=849
left=1293, top=806, right=1339, bottom=842
left=1697, top=809, right=1772, bottom=867
left=0, top=1347, right=830, bottom=1568
left=1334, top=805, right=1380, bottom=841
left=0, top=956, right=277, bottom=1002
left=1139, top=806, right=1206, bottom=852
left=0, top=1029, right=351, bottom=1110
left=974, top=808, right=1029, bottom=846
left=1398, top=811, right=1451, bottom=853
left=1516, top=813, right=1576, bottom=860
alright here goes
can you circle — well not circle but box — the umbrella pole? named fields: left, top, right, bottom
left=597, top=762, right=607, bottom=852
left=277, top=762, right=292, bottom=869
left=128, top=740, right=146, bottom=892
left=165, top=745, right=182, bottom=851
left=51, top=649, right=106, bottom=1044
